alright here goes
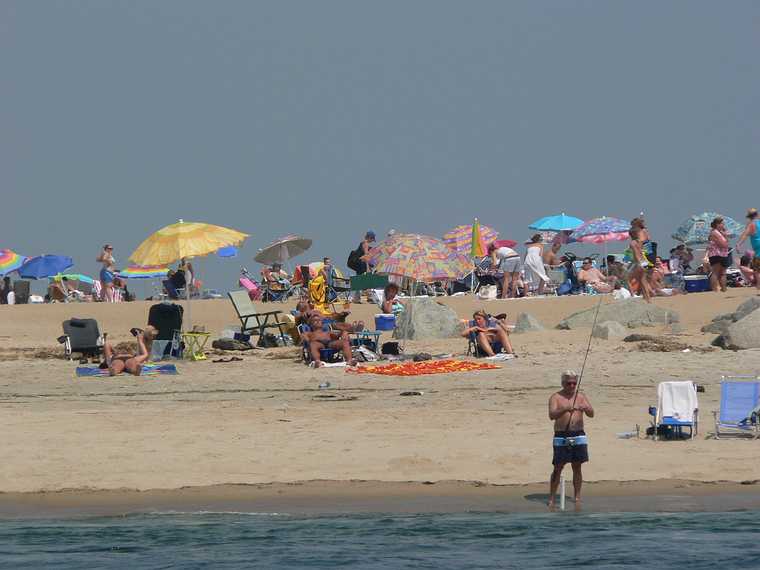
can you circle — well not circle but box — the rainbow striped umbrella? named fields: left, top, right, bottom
left=367, top=234, right=471, bottom=282
left=0, top=249, right=27, bottom=276
left=443, top=222, right=498, bottom=255
left=118, top=264, right=170, bottom=279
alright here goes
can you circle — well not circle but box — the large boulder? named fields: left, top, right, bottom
left=557, top=299, right=679, bottom=330
left=592, top=321, right=627, bottom=340
left=703, top=298, right=760, bottom=335
left=393, top=298, right=463, bottom=340
left=733, top=297, right=760, bottom=322
left=715, top=308, right=760, bottom=350
left=512, top=313, right=544, bottom=333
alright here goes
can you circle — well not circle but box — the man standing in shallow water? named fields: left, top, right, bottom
left=548, top=370, right=594, bottom=510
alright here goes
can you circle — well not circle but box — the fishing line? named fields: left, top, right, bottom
left=564, top=293, right=605, bottom=431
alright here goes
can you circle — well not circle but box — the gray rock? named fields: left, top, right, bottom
left=512, top=313, right=544, bottom=333
left=711, top=312, right=736, bottom=323
left=701, top=320, right=732, bottom=334
left=557, top=299, right=679, bottom=330
left=393, top=298, right=463, bottom=340
left=593, top=321, right=627, bottom=340
left=733, top=297, right=760, bottom=322
left=717, top=308, right=760, bottom=350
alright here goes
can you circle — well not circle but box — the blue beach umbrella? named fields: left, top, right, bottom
left=528, top=213, right=584, bottom=232
left=672, top=212, right=744, bottom=246
left=217, top=246, right=239, bottom=258
left=17, top=255, right=74, bottom=279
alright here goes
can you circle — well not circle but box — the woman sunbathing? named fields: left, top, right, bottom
left=99, top=327, right=155, bottom=376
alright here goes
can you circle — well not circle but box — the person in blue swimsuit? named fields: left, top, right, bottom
left=736, top=208, right=760, bottom=292
left=96, top=244, right=117, bottom=302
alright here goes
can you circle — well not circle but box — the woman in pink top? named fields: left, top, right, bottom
left=707, top=216, right=731, bottom=293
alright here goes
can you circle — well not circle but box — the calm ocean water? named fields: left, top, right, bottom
left=0, top=511, right=758, bottom=569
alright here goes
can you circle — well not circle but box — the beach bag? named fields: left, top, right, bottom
left=257, top=333, right=280, bottom=348
left=477, top=285, right=497, bottom=300
left=381, top=341, right=402, bottom=355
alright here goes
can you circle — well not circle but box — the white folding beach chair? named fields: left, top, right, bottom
left=649, top=381, right=699, bottom=441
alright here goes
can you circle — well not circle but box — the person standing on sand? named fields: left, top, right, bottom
left=628, top=228, right=652, bottom=303
left=736, top=208, right=760, bottom=292
left=707, top=217, right=731, bottom=293
left=96, top=244, right=117, bottom=302
left=548, top=371, right=594, bottom=510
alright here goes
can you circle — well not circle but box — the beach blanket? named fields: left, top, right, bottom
left=347, top=359, right=499, bottom=377
left=76, top=363, right=179, bottom=377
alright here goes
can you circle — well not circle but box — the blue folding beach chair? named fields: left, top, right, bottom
left=713, top=377, right=760, bottom=439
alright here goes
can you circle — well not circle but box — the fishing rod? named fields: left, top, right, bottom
left=564, top=293, right=605, bottom=430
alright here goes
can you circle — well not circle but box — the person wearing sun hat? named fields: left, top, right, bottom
left=736, top=208, right=760, bottom=291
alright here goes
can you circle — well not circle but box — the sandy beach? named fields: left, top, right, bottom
left=1, top=290, right=760, bottom=513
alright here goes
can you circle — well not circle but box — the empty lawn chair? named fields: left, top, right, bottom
left=58, top=318, right=105, bottom=361
left=228, top=290, right=288, bottom=342
left=713, top=377, right=760, bottom=439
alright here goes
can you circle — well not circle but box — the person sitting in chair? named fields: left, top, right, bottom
left=462, top=309, right=515, bottom=357
left=262, top=263, right=291, bottom=290
left=295, top=301, right=362, bottom=333
left=577, top=258, right=616, bottom=294
left=99, top=327, right=156, bottom=376
left=302, top=314, right=356, bottom=367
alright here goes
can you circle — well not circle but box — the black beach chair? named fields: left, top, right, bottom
left=148, top=302, right=184, bottom=358
left=58, top=318, right=105, bottom=361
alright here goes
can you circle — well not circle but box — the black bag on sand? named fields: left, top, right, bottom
left=382, top=341, right=401, bottom=355
left=257, top=333, right=280, bottom=348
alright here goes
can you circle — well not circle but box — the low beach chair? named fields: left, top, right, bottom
left=13, top=280, right=30, bottom=304
left=465, top=318, right=504, bottom=357
left=239, top=268, right=262, bottom=301
left=297, top=323, right=342, bottom=365
left=58, top=318, right=105, bottom=361
left=713, top=377, right=760, bottom=439
left=649, top=381, right=699, bottom=440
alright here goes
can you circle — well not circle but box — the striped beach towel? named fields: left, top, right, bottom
left=76, top=363, right=178, bottom=377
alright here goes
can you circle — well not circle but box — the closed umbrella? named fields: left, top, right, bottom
left=0, top=249, right=27, bottom=276
left=254, top=235, right=312, bottom=265
left=444, top=219, right=498, bottom=292
left=672, top=212, right=743, bottom=246
left=443, top=221, right=498, bottom=255
left=17, top=255, right=74, bottom=279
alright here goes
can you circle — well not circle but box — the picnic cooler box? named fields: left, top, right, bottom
left=684, top=275, right=709, bottom=293
left=374, top=313, right=396, bottom=331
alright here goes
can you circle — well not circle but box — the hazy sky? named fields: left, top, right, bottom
left=3, top=1, right=758, bottom=290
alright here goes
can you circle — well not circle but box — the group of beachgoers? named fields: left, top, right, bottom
left=481, top=210, right=760, bottom=303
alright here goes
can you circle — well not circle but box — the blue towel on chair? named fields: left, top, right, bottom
left=76, top=363, right=178, bottom=377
